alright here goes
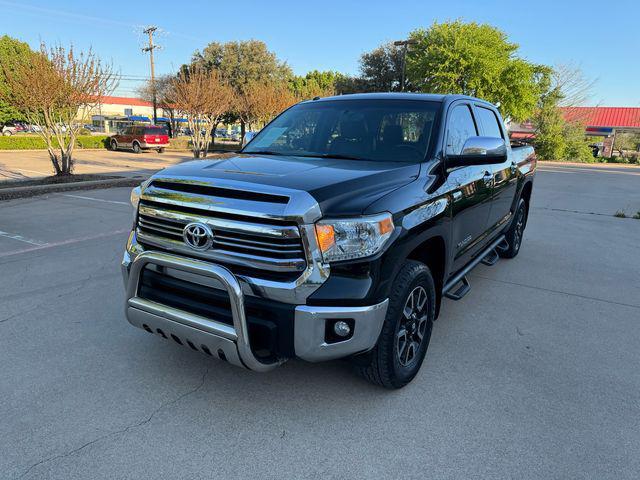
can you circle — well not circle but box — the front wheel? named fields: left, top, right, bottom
left=132, top=142, right=141, bottom=154
left=499, top=198, right=528, bottom=258
left=352, top=260, right=436, bottom=389
left=109, top=139, right=118, bottom=151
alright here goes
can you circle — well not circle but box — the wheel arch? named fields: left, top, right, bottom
left=405, top=235, right=446, bottom=319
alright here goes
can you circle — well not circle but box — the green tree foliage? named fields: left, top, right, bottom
left=190, top=40, right=292, bottom=135
left=532, top=87, right=565, bottom=160
left=359, top=42, right=404, bottom=92
left=613, top=133, right=640, bottom=155
left=289, top=70, right=340, bottom=99
left=406, top=21, right=550, bottom=121
left=533, top=85, right=593, bottom=162
left=191, top=40, right=292, bottom=90
left=0, top=35, right=36, bottom=125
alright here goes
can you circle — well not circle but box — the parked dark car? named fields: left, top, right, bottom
left=123, top=93, right=535, bottom=388
left=109, top=125, right=169, bottom=153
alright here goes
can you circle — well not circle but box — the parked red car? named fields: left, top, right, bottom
left=109, top=125, right=169, bottom=153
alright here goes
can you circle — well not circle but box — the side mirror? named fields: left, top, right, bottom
left=241, top=131, right=256, bottom=148
left=446, top=137, right=507, bottom=168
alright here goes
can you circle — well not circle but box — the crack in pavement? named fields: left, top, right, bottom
left=473, top=274, right=640, bottom=310
left=15, top=367, right=210, bottom=479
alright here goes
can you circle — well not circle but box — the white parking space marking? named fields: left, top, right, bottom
left=0, top=230, right=48, bottom=246
left=0, top=229, right=130, bottom=258
left=62, top=194, right=130, bottom=206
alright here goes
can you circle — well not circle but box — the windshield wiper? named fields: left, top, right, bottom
left=297, top=153, right=368, bottom=161
left=243, top=150, right=285, bottom=156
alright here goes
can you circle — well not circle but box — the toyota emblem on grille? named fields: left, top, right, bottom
left=183, top=222, right=214, bottom=251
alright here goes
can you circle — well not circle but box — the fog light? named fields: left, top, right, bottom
left=333, top=320, right=351, bottom=338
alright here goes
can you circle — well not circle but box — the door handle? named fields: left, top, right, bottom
left=482, top=171, right=493, bottom=186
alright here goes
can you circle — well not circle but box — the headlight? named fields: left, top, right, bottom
left=130, top=186, right=141, bottom=208
left=315, top=213, right=394, bottom=263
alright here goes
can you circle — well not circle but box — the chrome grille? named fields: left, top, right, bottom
left=136, top=201, right=307, bottom=274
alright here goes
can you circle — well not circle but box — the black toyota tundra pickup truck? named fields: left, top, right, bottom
left=122, top=93, right=535, bottom=388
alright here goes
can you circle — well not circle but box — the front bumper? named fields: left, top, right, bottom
left=123, top=244, right=388, bottom=370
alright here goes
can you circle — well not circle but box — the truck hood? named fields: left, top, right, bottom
left=156, top=154, right=420, bottom=216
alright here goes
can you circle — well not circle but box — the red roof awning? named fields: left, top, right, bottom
left=561, top=107, right=640, bottom=128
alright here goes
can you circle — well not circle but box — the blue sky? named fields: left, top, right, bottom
left=1, top=0, right=638, bottom=105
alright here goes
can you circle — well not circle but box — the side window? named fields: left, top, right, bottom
left=476, top=106, right=504, bottom=139
left=446, top=104, right=478, bottom=156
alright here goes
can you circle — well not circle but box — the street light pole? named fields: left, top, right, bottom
left=393, top=39, right=417, bottom=92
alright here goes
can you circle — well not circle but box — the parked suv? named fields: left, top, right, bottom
left=122, top=93, right=535, bottom=388
left=109, top=125, right=169, bottom=153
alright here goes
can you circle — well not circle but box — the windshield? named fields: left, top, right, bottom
left=243, top=99, right=439, bottom=162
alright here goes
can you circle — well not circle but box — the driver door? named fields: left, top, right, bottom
left=445, top=102, right=494, bottom=272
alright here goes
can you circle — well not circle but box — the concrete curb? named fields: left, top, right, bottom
left=0, top=177, right=144, bottom=201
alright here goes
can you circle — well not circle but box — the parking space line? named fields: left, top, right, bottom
left=0, top=229, right=130, bottom=258
left=0, top=230, right=48, bottom=246
left=61, top=194, right=130, bottom=206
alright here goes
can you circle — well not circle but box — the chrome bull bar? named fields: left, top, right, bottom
left=125, top=251, right=285, bottom=372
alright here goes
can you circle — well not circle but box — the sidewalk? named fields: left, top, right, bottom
left=0, top=149, right=219, bottom=182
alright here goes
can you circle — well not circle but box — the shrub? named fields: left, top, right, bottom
left=0, top=135, right=109, bottom=150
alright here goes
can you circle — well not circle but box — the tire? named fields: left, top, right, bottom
left=352, top=260, right=436, bottom=389
left=3, top=130, right=12, bottom=136
left=157, top=147, right=165, bottom=153
left=499, top=198, right=528, bottom=259
left=132, top=142, right=141, bottom=154
left=110, top=139, right=118, bottom=151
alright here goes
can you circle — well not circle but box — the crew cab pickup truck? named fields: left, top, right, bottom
left=122, top=93, right=535, bottom=388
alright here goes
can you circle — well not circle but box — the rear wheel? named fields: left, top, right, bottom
left=132, top=142, right=141, bottom=154
left=499, top=198, right=528, bottom=258
left=352, top=260, right=436, bottom=389
left=157, top=147, right=165, bottom=153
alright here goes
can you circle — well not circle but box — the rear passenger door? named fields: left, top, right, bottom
left=474, top=105, right=517, bottom=231
left=445, top=102, right=494, bottom=271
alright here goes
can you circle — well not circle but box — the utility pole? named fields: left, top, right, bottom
left=393, top=39, right=417, bottom=92
left=142, top=26, right=158, bottom=124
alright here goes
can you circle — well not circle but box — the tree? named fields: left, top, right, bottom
left=0, top=35, right=36, bottom=125
left=613, top=133, right=640, bottom=156
left=235, top=81, right=296, bottom=130
left=137, top=74, right=180, bottom=137
left=407, top=21, right=550, bottom=121
left=290, top=70, right=337, bottom=100
left=532, top=81, right=593, bottom=162
left=1, top=43, right=116, bottom=175
left=359, top=42, right=404, bottom=92
left=170, top=67, right=235, bottom=158
left=191, top=40, right=292, bottom=138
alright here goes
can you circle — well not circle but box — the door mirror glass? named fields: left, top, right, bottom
left=447, top=136, right=507, bottom=168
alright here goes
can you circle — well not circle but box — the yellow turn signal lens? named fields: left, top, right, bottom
left=378, top=216, right=394, bottom=235
left=315, top=224, right=335, bottom=252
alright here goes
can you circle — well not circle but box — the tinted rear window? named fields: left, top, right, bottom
left=144, top=127, right=167, bottom=135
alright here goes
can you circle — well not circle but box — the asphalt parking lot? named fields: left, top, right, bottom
left=1, top=162, right=639, bottom=479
